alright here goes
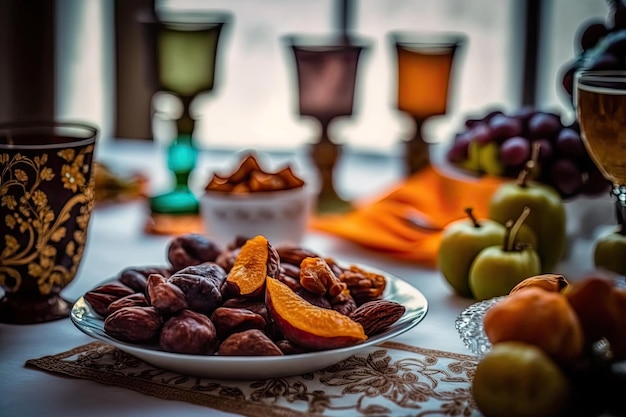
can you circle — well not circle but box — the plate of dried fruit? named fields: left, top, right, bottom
left=71, top=246, right=428, bottom=380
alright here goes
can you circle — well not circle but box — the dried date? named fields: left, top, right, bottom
left=217, top=329, right=283, bottom=356
left=210, top=307, right=266, bottom=338
left=350, top=299, right=405, bottom=336
left=276, top=244, right=321, bottom=266
left=159, top=309, right=217, bottom=355
left=108, top=293, right=148, bottom=314
left=147, top=274, right=188, bottom=315
left=220, top=298, right=269, bottom=322
left=104, top=306, right=162, bottom=343
left=84, top=282, right=135, bottom=317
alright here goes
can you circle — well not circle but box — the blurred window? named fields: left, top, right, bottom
left=58, top=0, right=608, bottom=152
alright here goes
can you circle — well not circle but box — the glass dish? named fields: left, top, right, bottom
left=454, top=296, right=504, bottom=357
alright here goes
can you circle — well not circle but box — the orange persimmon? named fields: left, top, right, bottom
left=483, top=287, right=584, bottom=365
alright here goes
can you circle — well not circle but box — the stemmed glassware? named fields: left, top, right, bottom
left=142, top=11, right=231, bottom=224
left=576, top=71, right=626, bottom=224
left=391, top=32, right=465, bottom=174
left=286, top=35, right=368, bottom=213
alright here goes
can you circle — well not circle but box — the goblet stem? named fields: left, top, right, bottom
left=405, top=117, right=430, bottom=174
left=310, top=120, right=350, bottom=213
left=613, top=185, right=626, bottom=232
left=149, top=95, right=199, bottom=215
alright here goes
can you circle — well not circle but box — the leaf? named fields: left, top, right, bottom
left=51, top=227, right=67, bottom=242
left=2, top=235, right=19, bottom=256
left=14, top=169, right=28, bottom=182
left=28, top=262, right=43, bottom=277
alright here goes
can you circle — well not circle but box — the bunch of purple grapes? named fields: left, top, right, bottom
left=560, top=1, right=626, bottom=100
left=446, top=108, right=611, bottom=199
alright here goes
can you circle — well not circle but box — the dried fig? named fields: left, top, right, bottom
left=147, top=274, right=188, bottom=315
left=167, top=233, right=223, bottom=271
left=104, top=306, right=162, bottom=343
left=168, top=263, right=227, bottom=315
left=159, top=309, right=217, bottom=355
left=217, top=329, right=283, bottom=356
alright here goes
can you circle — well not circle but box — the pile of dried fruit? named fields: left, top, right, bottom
left=84, top=234, right=406, bottom=356
left=205, top=154, right=305, bottom=194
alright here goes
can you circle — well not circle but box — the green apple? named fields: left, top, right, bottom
left=438, top=208, right=536, bottom=298
left=489, top=165, right=565, bottom=272
left=469, top=244, right=541, bottom=301
left=472, top=341, right=570, bottom=417
left=469, top=208, right=541, bottom=300
left=594, top=227, right=626, bottom=276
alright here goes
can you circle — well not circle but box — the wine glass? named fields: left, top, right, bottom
left=391, top=32, right=465, bottom=174
left=285, top=35, right=369, bottom=213
left=575, top=70, right=626, bottom=220
left=142, top=11, right=231, bottom=228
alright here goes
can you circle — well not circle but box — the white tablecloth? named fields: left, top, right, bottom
left=0, top=139, right=606, bottom=417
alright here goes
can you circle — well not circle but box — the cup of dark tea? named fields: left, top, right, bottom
left=0, top=121, right=98, bottom=324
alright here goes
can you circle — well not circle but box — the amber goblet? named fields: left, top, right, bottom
left=392, top=32, right=465, bottom=174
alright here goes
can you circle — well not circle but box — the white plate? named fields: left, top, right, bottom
left=71, top=267, right=428, bottom=379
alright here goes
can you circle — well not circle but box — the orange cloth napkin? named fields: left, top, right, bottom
left=311, top=165, right=506, bottom=268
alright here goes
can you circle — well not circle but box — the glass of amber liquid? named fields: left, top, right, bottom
left=392, top=32, right=465, bottom=174
left=576, top=71, right=626, bottom=208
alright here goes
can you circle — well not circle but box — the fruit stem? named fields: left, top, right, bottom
left=504, top=206, right=531, bottom=252
left=465, top=207, right=481, bottom=228
left=516, top=143, right=541, bottom=188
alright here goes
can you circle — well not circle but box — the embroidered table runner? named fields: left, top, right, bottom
left=26, top=341, right=480, bottom=417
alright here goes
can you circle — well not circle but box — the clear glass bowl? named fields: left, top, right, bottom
left=454, top=296, right=504, bottom=357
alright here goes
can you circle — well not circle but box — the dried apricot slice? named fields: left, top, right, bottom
left=225, top=235, right=273, bottom=297
left=265, top=276, right=366, bottom=351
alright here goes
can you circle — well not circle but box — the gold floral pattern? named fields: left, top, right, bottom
left=26, top=341, right=480, bottom=417
left=0, top=145, right=95, bottom=295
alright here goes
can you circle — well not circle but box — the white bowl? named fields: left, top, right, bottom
left=200, top=184, right=317, bottom=247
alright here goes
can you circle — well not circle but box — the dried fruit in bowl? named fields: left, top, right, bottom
left=205, top=154, right=305, bottom=194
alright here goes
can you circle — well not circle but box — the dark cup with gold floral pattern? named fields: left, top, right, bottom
left=0, top=121, right=98, bottom=324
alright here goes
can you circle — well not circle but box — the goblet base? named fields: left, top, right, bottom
left=149, top=188, right=199, bottom=215
left=317, top=192, right=352, bottom=214
left=0, top=292, right=73, bottom=324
